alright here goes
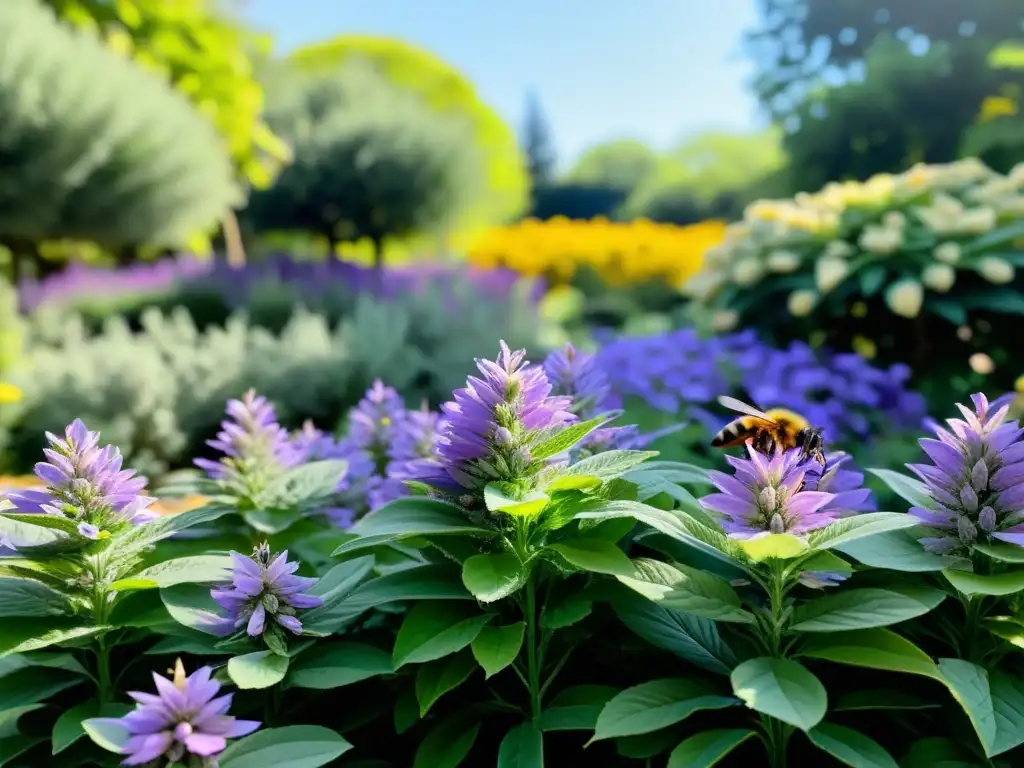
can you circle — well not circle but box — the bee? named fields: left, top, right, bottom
left=711, top=396, right=826, bottom=466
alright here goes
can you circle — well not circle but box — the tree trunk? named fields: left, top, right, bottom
left=371, top=235, right=386, bottom=295
left=221, top=209, right=247, bottom=268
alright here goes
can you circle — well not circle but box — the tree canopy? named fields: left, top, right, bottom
left=0, top=0, right=238, bottom=250
left=564, top=140, right=661, bottom=193
left=246, top=59, right=484, bottom=265
left=285, top=35, right=529, bottom=230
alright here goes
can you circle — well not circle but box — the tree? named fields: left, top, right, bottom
left=245, top=60, right=484, bottom=271
left=564, top=140, right=660, bottom=193
left=782, top=35, right=1005, bottom=190
left=286, top=35, right=529, bottom=231
left=0, top=0, right=238, bottom=266
left=522, top=89, right=557, bottom=188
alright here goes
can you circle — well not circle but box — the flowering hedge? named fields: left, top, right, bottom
left=3, top=341, right=1024, bottom=766
left=685, top=159, right=1024, bottom=391
left=468, top=216, right=726, bottom=287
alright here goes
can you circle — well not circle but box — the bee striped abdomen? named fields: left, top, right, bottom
left=711, top=417, right=767, bottom=448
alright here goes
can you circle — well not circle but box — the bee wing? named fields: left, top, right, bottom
left=717, top=396, right=775, bottom=423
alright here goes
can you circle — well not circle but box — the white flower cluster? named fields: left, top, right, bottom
left=686, top=159, right=1024, bottom=325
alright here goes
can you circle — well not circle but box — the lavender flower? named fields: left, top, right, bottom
left=908, top=393, right=1024, bottom=553
left=210, top=543, right=323, bottom=639
left=5, top=419, right=155, bottom=539
left=195, top=391, right=302, bottom=494
left=435, top=341, right=575, bottom=491
left=701, top=445, right=838, bottom=539
left=88, top=658, right=259, bottom=766
left=802, top=452, right=876, bottom=517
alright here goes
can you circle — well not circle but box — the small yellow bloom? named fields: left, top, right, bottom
left=815, top=256, right=849, bottom=293
left=933, top=242, right=961, bottom=264
left=1015, top=374, right=1024, bottom=393
left=787, top=289, right=818, bottom=317
left=885, top=279, right=924, bottom=318
left=852, top=335, right=877, bottom=360
left=969, top=353, right=995, bottom=375
left=921, top=263, right=956, bottom=293
left=766, top=250, right=801, bottom=273
left=978, top=256, right=1015, bottom=284
left=730, top=257, right=765, bottom=286
left=859, top=225, right=902, bottom=254
left=0, top=381, right=21, bottom=405
left=823, top=240, right=855, bottom=259
left=882, top=211, right=906, bottom=229
left=711, top=310, right=739, bottom=332
left=851, top=301, right=868, bottom=318
left=957, top=207, right=997, bottom=234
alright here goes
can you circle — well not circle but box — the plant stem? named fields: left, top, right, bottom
left=96, top=637, right=111, bottom=705
left=524, top=572, right=542, bottom=723
left=90, top=553, right=112, bottom=703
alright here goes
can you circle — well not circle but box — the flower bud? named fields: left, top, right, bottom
left=957, top=515, right=978, bottom=544
left=971, top=459, right=990, bottom=492
left=823, top=240, right=855, bottom=259
left=960, top=484, right=979, bottom=513
left=815, top=256, right=849, bottom=293
left=934, top=242, right=961, bottom=264
left=766, top=250, right=800, bottom=273
left=882, top=211, right=906, bottom=229
left=711, top=310, right=739, bottom=332
left=759, top=486, right=778, bottom=512
left=859, top=226, right=902, bottom=254
left=978, top=257, right=1015, bottom=285
left=787, top=289, right=818, bottom=317
left=262, top=593, right=280, bottom=614
left=769, top=513, right=786, bottom=534
left=921, top=263, right=955, bottom=293
left=979, top=506, right=997, bottom=532
left=731, top=257, right=765, bottom=286
left=958, top=207, right=997, bottom=233
left=885, top=279, right=924, bottom=318
left=494, top=426, right=514, bottom=446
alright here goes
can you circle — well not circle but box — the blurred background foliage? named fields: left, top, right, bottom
left=3, top=0, right=1024, bottom=493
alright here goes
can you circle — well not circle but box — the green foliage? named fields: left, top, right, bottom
left=522, top=89, right=557, bottom=189
left=47, top=0, right=290, bottom=191
left=286, top=34, right=529, bottom=230
left=564, top=139, right=661, bottom=193
left=247, top=59, right=484, bottom=262
left=0, top=280, right=22, bottom=379
left=0, top=0, right=238, bottom=249
left=6, top=281, right=540, bottom=477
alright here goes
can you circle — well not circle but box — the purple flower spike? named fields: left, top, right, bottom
left=88, top=658, right=260, bottom=765
left=5, top=419, right=155, bottom=538
left=701, top=444, right=839, bottom=539
left=436, top=341, right=576, bottom=490
left=210, top=543, right=323, bottom=639
left=802, top=452, right=876, bottom=517
left=907, top=393, right=1024, bottom=554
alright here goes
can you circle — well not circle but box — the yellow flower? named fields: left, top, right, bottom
left=731, top=257, right=765, bottom=286
left=978, top=257, right=1015, bottom=284
left=1015, top=374, right=1024, bottom=393
left=957, top=207, right=997, bottom=234
left=921, top=263, right=956, bottom=293
left=787, top=289, right=818, bottom=317
left=822, top=240, right=855, bottom=259
left=0, top=381, right=21, bottom=405
left=766, top=250, right=801, bottom=273
left=969, top=353, right=995, bottom=375
left=933, top=242, right=961, bottom=264
left=859, top=225, right=902, bottom=254
left=814, top=256, right=849, bottom=293
left=852, top=335, right=877, bottom=360
left=885, top=279, right=924, bottom=318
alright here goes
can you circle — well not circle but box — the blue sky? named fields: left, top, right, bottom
left=242, top=0, right=765, bottom=169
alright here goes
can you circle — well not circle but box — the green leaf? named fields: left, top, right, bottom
left=531, top=417, right=607, bottom=461
left=298, top=557, right=375, bottom=629
left=160, top=584, right=224, bottom=635
left=611, top=590, right=736, bottom=675
left=789, top=586, right=946, bottom=632
left=255, top=459, right=349, bottom=509
left=548, top=539, right=634, bottom=576
left=667, top=729, right=756, bottom=768
left=0, top=577, right=69, bottom=617
left=146, top=634, right=229, bottom=656
left=0, top=651, right=89, bottom=677
left=975, top=542, right=1024, bottom=563
left=335, top=498, right=492, bottom=556
left=938, top=658, right=997, bottom=757
left=484, top=484, right=550, bottom=518
left=111, top=555, right=232, bottom=592
left=0, top=516, right=76, bottom=553
left=962, top=220, right=1024, bottom=253
left=943, top=568, right=1024, bottom=596
left=592, top=678, right=738, bottom=741
left=806, top=512, right=920, bottom=551
left=242, top=509, right=302, bottom=535
left=837, top=529, right=959, bottom=572
left=0, top=705, right=42, bottom=739
left=899, top=737, right=979, bottom=768
left=81, top=718, right=130, bottom=753
left=616, top=559, right=754, bottom=624
left=808, top=722, right=899, bottom=768
left=218, top=725, right=352, bottom=768
left=498, top=722, right=544, bottom=768
left=928, top=299, right=967, bottom=326
left=326, top=564, right=471, bottom=627
left=797, top=628, right=940, bottom=679
left=461, top=554, right=526, bottom=602
left=0, top=620, right=107, bottom=657
left=285, top=643, right=392, bottom=690
left=990, top=669, right=1024, bottom=756
left=115, top=504, right=234, bottom=554
left=227, top=651, right=289, bottom=690
left=413, top=713, right=481, bottom=768
left=739, top=533, right=809, bottom=562
left=392, top=602, right=493, bottom=668
left=52, top=701, right=130, bottom=755
left=730, top=657, right=827, bottom=732
left=0, top=734, right=44, bottom=765
left=834, top=689, right=941, bottom=712
left=558, top=450, right=659, bottom=484
left=416, top=650, right=478, bottom=715
left=471, top=622, right=524, bottom=678
left=866, top=470, right=932, bottom=508
left=541, top=593, right=593, bottom=629
left=538, top=685, right=619, bottom=732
